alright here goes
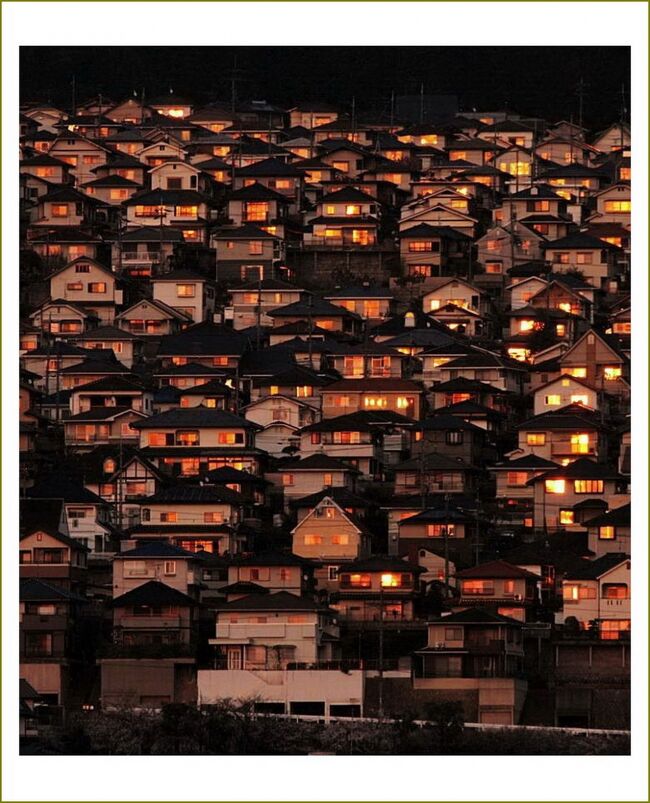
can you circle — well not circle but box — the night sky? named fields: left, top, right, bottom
left=20, top=46, right=630, bottom=130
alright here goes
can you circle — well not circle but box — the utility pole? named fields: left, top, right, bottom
left=307, top=293, right=314, bottom=370
left=71, top=74, right=76, bottom=117
left=419, top=82, right=425, bottom=124
left=378, top=580, right=384, bottom=721
left=443, top=492, right=450, bottom=590
left=576, top=77, right=587, bottom=132
left=389, top=90, right=395, bottom=129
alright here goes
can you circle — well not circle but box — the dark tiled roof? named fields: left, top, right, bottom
left=116, top=542, right=197, bottom=559
left=230, top=551, right=308, bottom=567
left=564, top=553, right=630, bottom=580
left=527, top=458, right=626, bottom=483
left=228, top=182, right=289, bottom=202
left=111, top=580, right=197, bottom=607
left=290, top=487, right=370, bottom=509
left=131, top=408, right=259, bottom=430
left=456, top=560, right=541, bottom=580
left=278, top=453, right=360, bottom=473
left=236, top=157, right=302, bottom=177
left=395, top=452, right=474, bottom=472
left=215, top=591, right=329, bottom=612
left=20, top=578, right=86, bottom=603
left=583, top=503, right=631, bottom=528
left=422, top=607, right=523, bottom=627
left=542, top=232, right=621, bottom=251
left=141, top=484, right=245, bottom=505
left=344, top=555, right=423, bottom=573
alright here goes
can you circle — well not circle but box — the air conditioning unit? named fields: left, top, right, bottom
left=514, top=593, right=523, bottom=601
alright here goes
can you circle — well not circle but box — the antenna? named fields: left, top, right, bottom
left=575, top=76, right=587, bottom=132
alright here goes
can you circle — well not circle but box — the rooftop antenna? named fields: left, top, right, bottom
left=419, top=82, right=425, bottom=124
left=389, top=89, right=395, bottom=129
left=351, top=96, right=357, bottom=140
left=575, top=76, right=587, bottom=132
left=71, top=74, right=76, bottom=117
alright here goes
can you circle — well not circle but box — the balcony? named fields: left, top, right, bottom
left=213, top=622, right=320, bottom=641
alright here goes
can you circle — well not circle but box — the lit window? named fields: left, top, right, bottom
left=352, top=229, right=371, bottom=245
left=176, top=430, right=199, bottom=446
left=204, top=512, right=224, bottom=523
left=545, top=479, right=565, bottom=494
left=519, top=320, right=536, bottom=332
left=527, top=433, right=546, bottom=446
left=574, top=480, right=604, bottom=494
left=177, top=284, right=196, bottom=298
left=427, top=524, right=456, bottom=537
left=604, top=366, right=622, bottom=381
left=570, top=395, right=589, bottom=406
left=507, top=472, right=528, bottom=487
left=570, top=433, right=590, bottom=454
left=282, top=474, right=294, bottom=486
left=331, top=534, right=349, bottom=545
left=409, top=241, right=433, bottom=252
left=304, top=535, right=323, bottom=545
left=462, top=580, right=494, bottom=596
left=485, top=262, right=502, bottom=274
left=88, top=282, right=107, bottom=293
left=218, top=432, right=243, bottom=445
left=175, top=205, right=198, bottom=217
left=568, top=367, right=587, bottom=378
left=396, top=397, right=412, bottom=409
left=160, top=512, right=178, bottom=523
left=559, top=509, right=575, bottom=525
left=345, top=205, right=361, bottom=216
left=51, top=204, right=69, bottom=217
left=612, top=322, right=631, bottom=334
left=249, top=241, right=263, bottom=255
left=576, top=252, right=593, bottom=265
left=599, top=526, right=615, bottom=540
left=545, top=395, right=561, bottom=406
left=364, top=396, right=388, bottom=408
left=603, top=200, right=631, bottom=213
left=244, top=202, right=269, bottom=222
left=600, top=620, right=630, bottom=640
left=323, top=473, right=333, bottom=486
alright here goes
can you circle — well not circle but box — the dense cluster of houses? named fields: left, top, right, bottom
left=19, top=92, right=631, bottom=733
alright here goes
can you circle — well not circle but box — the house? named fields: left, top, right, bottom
left=558, top=329, right=629, bottom=400
left=557, top=554, right=630, bottom=641
left=393, top=452, right=476, bottom=497
left=209, top=591, right=340, bottom=668
left=291, top=495, right=371, bottom=587
left=446, top=137, right=501, bottom=165
left=135, top=484, right=246, bottom=555
left=68, top=326, right=143, bottom=369
left=27, top=228, right=104, bottom=267
left=224, top=552, right=309, bottom=598
left=268, top=297, right=363, bottom=336
left=110, top=580, right=198, bottom=649
left=326, top=343, right=404, bottom=380
left=110, top=226, right=184, bottom=276
left=47, top=257, right=124, bottom=324
left=81, top=174, right=140, bottom=211
left=435, top=350, right=527, bottom=395
left=152, top=270, right=215, bottom=324
left=20, top=152, right=73, bottom=185
left=273, top=453, right=360, bottom=504
left=48, top=132, right=112, bottom=184
left=515, top=403, right=606, bottom=464
left=531, top=375, right=604, bottom=416
left=583, top=503, right=631, bottom=559
left=330, top=556, right=423, bottom=622
left=29, top=186, right=102, bottom=231
left=115, top=298, right=193, bottom=337
left=476, top=222, right=545, bottom=275
left=396, top=506, right=475, bottom=564
left=526, top=458, right=629, bottom=532
left=488, top=455, right=561, bottom=529
left=399, top=196, right=478, bottom=238
left=234, top=157, right=303, bottom=210
left=305, top=187, right=380, bottom=248
left=288, top=103, right=339, bottom=129
left=29, top=299, right=98, bottom=338
left=227, top=277, right=303, bottom=329
left=250, top=365, right=333, bottom=406
left=123, top=189, right=212, bottom=245
left=591, top=123, right=630, bottom=153
left=587, top=183, right=631, bottom=228
left=454, top=560, right=541, bottom=622
left=541, top=233, right=621, bottom=288
left=19, top=578, right=87, bottom=709
left=156, top=324, right=249, bottom=372
left=132, top=408, right=263, bottom=479
left=320, top=378, right=424, bottom=419
left=412, top=608, right=527, bottom=725
left=226, top=182, right=290, bottom=234
left=112, top=542, right=201, bottom=598
left=64, top=406, right=147, bottom=450
left=324, top=285, right=394, bottom=322
left=414, top=414, right=491, bottom=466
left=429, top=377, right=512, bottom=417
left=202, top=465, right=269, bottom=508
left=243, top=394, right=318, bottom=458
left=399, top=224, right=472, bottom=279
left=155, top=362, right=229, bottom=391
left=19, top=528, right=89, bottom=594
left=213, top=227, right=286, bottom=286
left=537, top=163, right=609, bottom=202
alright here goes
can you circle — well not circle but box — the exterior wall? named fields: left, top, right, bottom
left=229, top=287, right=300, bottom=330
left=557, top=562, right=630, bottom=629
left=214, top=613, right=324, bottom=664
left=227, top=564, right=302, bottom=594
left=292, top=506, right=364, bottom=561
left=517, top=427, right=601, bottom=462
left=113, top=557, right=196, bottom=597
left=198, top=668, right=364, bottom=715
left=19, top=663, right=64, bottom=704
left=532, top=481, right=629, bottom=531
left=140, top=501, right=237, bottom=527
left=276, top=469, right=352, bottom=502
left=410, top=676, right=528, bottom=724
left=244, top=397, right=317, bottom=431
left=321, top=390, right=421, bottom=420
left=50, top=262, right=118, bottom=308
left=139, top=426, right=251, bottom=450
left=560, top=334, right=628, bottom=395
left=588, top=524, right=630, bottom=559
left=152, top=279, right=206, bottom=323
left=100, top=659, right=196, bottom=708
left=533, top=378, right=598, bottom=415
left=49, top=138, right=108, bottom=184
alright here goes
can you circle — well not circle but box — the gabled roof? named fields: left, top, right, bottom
left=564, top=553, right=630, bottom=580
left=268, top=297, right=362, bottom=319
left=325, top=285, right=394, bottom=300
left=456, top=560, right=540, bottom=580
left=541, top=232, right=620, bottom=251
left=228, top=182, right=289, bottom=202
left=20, top=527, right=90, bottom=552
left=70, top=325, right=142, bottom=342
left=116, top=542, right=197, bottom=559
left=131, top=408, right=259, bottom=430
left=229, top=550, right=308, bottom=567
left=299, top=409, right=416, bottom=434
left=399, top=223, right=471, bottom=241
left=318, top=187, right=377, bottom=204
left=583, top=503, right=630, bottom=528
left=215, top=591, right=331, bottom=613
left=278, top=453, right=361, bottom=473
left=290, top=487, right=370, bottom=509
left=112, top=580, right=197, bottom=608
left=20, top=578, right=87, bottom=603
left=322, top=378, right=423, bottom=393
left=425, top=607, right=523, bottom=627
left=394, top=452, right=474, bottom=472
left=527, top=458, right=625, bottom=483
left=213, top=223, right=280, bottom=241
left=203, top=466, right=269, bottom=486
left=236, top=157, right=302, bottom=177
left=517, top=404, right=603, bottom=431
left=141, top=484, right=245, bottom=505
left=344, top=555, right=423, bottom=574
left=490, top=455, right=561, bottom=471
left=26, top=476, right=106, bottom=505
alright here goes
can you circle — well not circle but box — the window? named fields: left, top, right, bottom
left=340, top=573, right=371, bottom=588
left=110, top=189, right=128, bottom=201
left=485, top=262, right=503, bottom=274
left=333, top=431, right=361, bottom=445
left=570, top=394, right=589, bottom=406
left=364, top=396, right=388, bottom=408
left=282, top=474, right=294, bottom=486
left=324, top=228, right=342, bottom=239
left=303, top=534, right=323, bottom=545
left=409, top=264, right=431, bottom=278
left=507, top=472, right=528, bottom=487
left=570, top=433, right=590, bottom=454
left=249, top=241, right=263, bottom=255
left=600, top=620, right=630, bottom=640
left=66, top=281, right=84, bottom=291
left=567, top=367, right=587, bottom=378
left=244, top=202, right=269, bottom=222
left=164, top=561, right=176, bottom=575
left=603, top=200, right=631, bottom=213
left=462, top=580, right=494, bottom=596
left=613, top=322, right=631, bottom=335
left=409, top=241, right=433, bottom=252
left=446, top=431, right=464, bottom=446
left=503, top=579, right=515, bottom=596
left=88, top=282, right=106, bottom=293
left=160, top=512, right=178, bottom=523
left=527, top=433, right=546, bottom=446
left=545, top=479, right=565, bottom=494
left=576, top=252, right=593, bottom=265
left=563, top=584, right=597, bottom=602
left=328, top=566, right=339, bottom=580
left=177, top=284, right=196, bottom=298
left=560, top=509, right=575, bottom=525
left=103, top=458, right=116, bottom=474
left=427, top=524, right=456, bottom=538
left=599, top=525, right=616, bottom=540
left=51, top=204, right=69, bottom=217
left=352, top=229, right=371, bottom=245
left=345, top=204, right=361, bottom=216
left=603, top=366, right=622, bottom=381
left=574, top=480, right=604, bottom=494
left=545, top=394, right=561, bottom=406
left=175, top=205, right=198, bottom=217
left=396, top=396, right=413, bottom=410
left=24, top=633, right=52, bottom=657
left=218, top=432, right=244, bottom=445
left=331, top=534, right=349, bottom=545
left=602, top=583, right=627, bottom=599
left=296, top=386, right=313, bottom=398
left=135, top=205, right=164, bottom=217
left=332, top=161, right=349, bottom=173
left=204, top=512, right=224, bottom=523
left=176, top=430, right=199, bottom=446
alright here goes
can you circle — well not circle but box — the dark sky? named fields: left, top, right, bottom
left=20, top=46, right=630, bottom=129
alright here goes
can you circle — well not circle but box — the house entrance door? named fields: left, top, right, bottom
left=227, top=647, right=242, bottom=669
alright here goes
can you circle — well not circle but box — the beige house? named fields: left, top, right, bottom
left=516, top=404, right=605, bottom=464
left=228, top=278, right=303, bottom=330
left=558, top=555, right=630, bottom=641
left=112, top=542, right=201, bottom=598
left=320, top=379, right=423, bottom=420
left=413, top=608, right=528, bottom=725
left=541, top=233, right=619, bottom=288
left=48, top=257, right=123, bottom=324
left=152, top=270, right=214, bottom=324
left=273, top=453, right=359, bottom=504
left=559, top=330, right=629, bottom=397
left=292, top=495, right=370, bottom=568
left=587, top=183, right=631, bottom=227
left=532, top=375, right=601, bottom=416
left=48, top=132, right=111, bottom=184
left=584, top=503, right=630, bottom=558
left=116, top=298, right=193, bottom=337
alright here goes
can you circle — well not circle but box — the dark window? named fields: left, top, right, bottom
left=446, top=430, right=464, bottom=445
